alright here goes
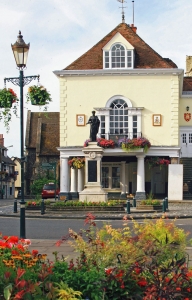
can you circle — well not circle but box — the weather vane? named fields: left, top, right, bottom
left=117, top=0, right=126, bottom=23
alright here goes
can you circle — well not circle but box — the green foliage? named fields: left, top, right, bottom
left=26, top=85, right=52, bottom=108
left=52, top=200, right=126, bottom=207
left=140, top=199, right=161, bottom=205
left=54, top=281, right=82, bottom=299
left=52, top=261, right=103, bottom=300
left=146, top=190, right=154, bottom=200
left=30, top=177, right=55, bottom=196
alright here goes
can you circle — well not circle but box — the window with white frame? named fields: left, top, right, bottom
left=104, top=43, right=134, bottom=69
left=109, top=99, right=128, bottom=135
left=96, top=97, right=142, bottom=140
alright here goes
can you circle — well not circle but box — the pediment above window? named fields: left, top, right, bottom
left=102, top=32, right=134, bottom=51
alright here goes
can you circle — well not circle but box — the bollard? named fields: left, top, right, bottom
left=165, top=197, right=168, bottom=210
left=13, top=199, right=17, bottom=213
left=162, top=199, right=166, bottom=213
left=41, top=198, right=45, bottom=215
left=127, top=199, right=131, bottom=214
left=133, top=197, right=136, bottom=208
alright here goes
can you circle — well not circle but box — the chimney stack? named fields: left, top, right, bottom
left=0, top=134, right=4, bottom=146
left=130, top=24, right=137, bottom=33
left=186, top=56, right=192, bottom=76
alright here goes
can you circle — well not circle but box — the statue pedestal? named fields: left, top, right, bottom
left=79, top=142, right=107, bottom=202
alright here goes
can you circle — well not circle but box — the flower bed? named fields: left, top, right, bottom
left=26, top=201, right=42, bottom=210
left=46, top=200, right=126, bottom=211
left=0, top=217, right=192, bottom=299
left=137, top=199, right=162, bottom=210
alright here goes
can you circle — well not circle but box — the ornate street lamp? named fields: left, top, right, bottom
left=11, top=31, right=30, bottom=68
left=4, top=31, right=39, bottom=238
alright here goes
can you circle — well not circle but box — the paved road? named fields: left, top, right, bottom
left=0, top=216, right=192, bottom=240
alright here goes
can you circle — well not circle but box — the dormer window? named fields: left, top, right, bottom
left=104, top=43, right=134, bottom=69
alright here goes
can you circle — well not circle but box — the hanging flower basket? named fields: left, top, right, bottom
left=68, top=157, right=85, bottom=169
left=145, top=157, right=170, bottom=169
left=0, top=88, right=18, bottom=132
left=121, top=137, right=151, bottom=153
left=26, top=85, right=52, bottom=106
left=0, top=88, right=18, bottom=108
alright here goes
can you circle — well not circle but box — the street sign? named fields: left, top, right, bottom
left=41, top=162, right=56, bottom=170
left=41, top=163, right=54, bottom=170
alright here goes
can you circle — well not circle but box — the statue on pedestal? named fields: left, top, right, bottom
left=86, top=111, right=100, bottom=142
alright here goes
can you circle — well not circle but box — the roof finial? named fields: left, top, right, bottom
left=117, top=0, right=126, bottom=23
left=132, top=0, right=135, bottom=25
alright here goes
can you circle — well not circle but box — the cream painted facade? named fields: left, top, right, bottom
left=59, top=70, right=183, bottom=147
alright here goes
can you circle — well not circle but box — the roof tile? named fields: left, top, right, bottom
left=65, top=23, right=177, bottom=70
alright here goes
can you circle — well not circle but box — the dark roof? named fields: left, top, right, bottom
left=11, top=157, right=21, bottom=164
left=65, top=23, right=177, bottom=70
left=25, top=111, right=60, bottom=156
left=2, top=156, right=16, bottom=165
left=183, top=77, right=192, bottom=91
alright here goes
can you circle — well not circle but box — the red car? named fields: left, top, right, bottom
left=41, top=183, right=60, bottom=199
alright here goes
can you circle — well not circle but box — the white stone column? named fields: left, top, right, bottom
left=60, top=157, right=70, bottom=192
left=78, top=168, right=84, bottom=192
left=70, top=168, right=77, bottom=192
left=121, top=161, right=126, bottom=195
left=136, top=155, right=146, bottom=199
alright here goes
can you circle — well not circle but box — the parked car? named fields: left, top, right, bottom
left=41, top=183, right=60, bottom=199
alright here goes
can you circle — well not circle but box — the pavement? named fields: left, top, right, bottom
left=1, top=199, right=192, bottom=265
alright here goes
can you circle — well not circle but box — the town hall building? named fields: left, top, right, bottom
left=54, top=21, right=192, bottom=201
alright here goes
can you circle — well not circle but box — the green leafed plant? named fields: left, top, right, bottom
left=26, top=85, right=52, bottom=110
left=53, top=281, right=82, bottom=299
left=140, top=199, right=161, bottom=205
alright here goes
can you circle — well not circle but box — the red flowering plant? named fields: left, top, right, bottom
left=146, top=156, right=171, bottom=169
left=0, top=88, right=19, bottom=132
left=68, top=157, right=85, bottom=169
left=54, top=215, right=192, bottom=299
left=84, top=138, right=115, bottom=148
left=121, top=137, right=151, bottom=152
left=0, top=233, right=55, bottom=299
left=26, top=200, right=41, bottom=207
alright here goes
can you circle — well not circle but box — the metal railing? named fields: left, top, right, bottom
left=98, top=132, right=142, bottom=140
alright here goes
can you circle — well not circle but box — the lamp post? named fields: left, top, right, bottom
left=4, top=31, right=39, bottom=238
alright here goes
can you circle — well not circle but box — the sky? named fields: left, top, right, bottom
left=0, top=0, right=192, bottom=157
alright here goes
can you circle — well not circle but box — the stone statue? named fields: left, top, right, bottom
left=86, top=111, right=100, bottom=142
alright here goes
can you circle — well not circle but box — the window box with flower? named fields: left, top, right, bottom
left=121, top=137, right=151, bottom=152
left=84, top=138, right=115, bottom=148
left=0, top=88, right=18, bottom=132
left=68, top=157, right=85, bottom=169
left=26, top=85, right=52, bottom=108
